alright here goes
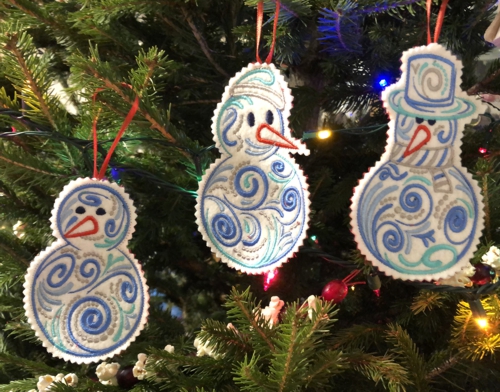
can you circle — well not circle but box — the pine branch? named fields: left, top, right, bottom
left=0, top=379, right=37, bottom=392
left=4, top=35, right=57, bottom=129
left=181, top=8, right=229, bottom=78
left=225, top=287, right=276, bottom=353
left=331, top=324, right=385, bottom=350
left=410, top=291, right=450, bottom=315
left=304, top=350, right=345, bottom=388
left=276, top=311, right=298, bottom=392
left=74, top=48, right=178, bottom=144
left=344, top=351, right=411, bottom=392
left=0, top=353, right=60, bottom=376
left=0, top=152, right=60, bottom=177
left=386, top=324, right=430, bottom=391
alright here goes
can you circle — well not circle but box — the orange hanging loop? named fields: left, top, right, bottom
left=427, top=0, right=450, bottom=44
left=92, top=84, right=140, bottom=180
left=255, top=0, right=281, bottom=64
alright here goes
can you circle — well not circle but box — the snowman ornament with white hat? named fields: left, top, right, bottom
left=196, top=62, right=310, bottom=274
left=351, top=43, right=486, bottom=281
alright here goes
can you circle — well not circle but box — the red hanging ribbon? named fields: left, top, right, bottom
left=256, top=0, right=281, bottom=64
left=427, top=0, right=450, bottom=44
left=92, top=84, right=139, bottom=180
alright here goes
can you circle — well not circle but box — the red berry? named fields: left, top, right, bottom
left=116, top=365, right=139, bottom=389
left=322, top=280, right=348, bottom=303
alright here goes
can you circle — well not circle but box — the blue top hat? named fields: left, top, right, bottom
left=384, top=43, right=476, bottom=120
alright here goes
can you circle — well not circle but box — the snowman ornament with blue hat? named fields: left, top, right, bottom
left=351, top=43, right=485, bottom=281
left=195, top=62, right=310, bottom=274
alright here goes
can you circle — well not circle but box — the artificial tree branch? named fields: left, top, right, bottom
left=181, top=8, right=230, bottom=78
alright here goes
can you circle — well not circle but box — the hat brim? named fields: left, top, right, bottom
left=387, top=89, right=477, bottom=120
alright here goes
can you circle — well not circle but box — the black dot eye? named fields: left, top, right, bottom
left=75, top=206, right=85, bottom=214
left=96, top=208, right=106, bottom=216
left=247, top=112, right=255, bottom=127
left=266, top=110, right=274, bottom=125
left=416, top=117, right=424, bottom=124
left=428, top=119, right=436, bottom=126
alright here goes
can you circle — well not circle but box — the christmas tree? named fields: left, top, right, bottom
left=0, top=0, right=500, bottom=390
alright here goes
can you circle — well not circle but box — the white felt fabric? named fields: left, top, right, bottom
left=351, top=44, right=485, bottom=281
left=24, top=178, right=149, bottom=363
left=196, top=63, right=310, bottom=274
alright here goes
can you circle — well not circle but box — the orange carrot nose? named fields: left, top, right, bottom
left=403, top=125, right=431, bottom=158
left=64, top=216, right=99, bottom=238
left=256, top=124, right=298, bottom=149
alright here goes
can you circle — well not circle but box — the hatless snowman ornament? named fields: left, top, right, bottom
left=195, top=63, right=310, bottom=274
left=24, top=94, right=149, bottom=363
left=351, top=43, right=485, bottom=281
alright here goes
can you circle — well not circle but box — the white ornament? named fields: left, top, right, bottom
left=164, top=344, right=175, bottom=353
left=307, top=295, right=318, bottom=320
left=23, top=178, right=149, bottom=363
left=194, top=337, right=217, bottom=358
left=133, top=353, right=148, bottom=380
left=63, top=373, right=78, bottom=387
left=37, top=375, right=54, bottom=392
left=436, top=264, right=475, bottom=287
left=96, top=361, right=120, bottom=385
left=260, top=296, right=284, bottom=327
left=196, top=63, right=310, bottom=274
left=351, top=44, right=485, bottom=281
left=482, top=245, right=500, bottom=269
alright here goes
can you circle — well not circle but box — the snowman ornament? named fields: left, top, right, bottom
left=24, top=178, right=149, bottom=363
left=351, top=44, right=485, bottom=281
left=196, top=63, right=310, bottom=274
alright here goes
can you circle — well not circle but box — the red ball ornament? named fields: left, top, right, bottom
left=471, top=263, right=496, bottom=286
left=116, top=365, right=139, bottom=389
left=322, top=280, right=348, bottom=303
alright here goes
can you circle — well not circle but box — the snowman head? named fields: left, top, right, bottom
left=383, top=43, right=484, bottom=153
left=212, top=63, right=309, bottom=158
left=393, top=113, right=459, bottom=151
left=51, top=178, right=136, bottom=250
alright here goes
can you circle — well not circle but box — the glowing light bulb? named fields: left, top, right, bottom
left=378, top=79, right=388, bottom=87
left=310, top=235, right=317, bottom=241
left=373, top=289, right=380, bottom=297
left=479, top=147, right=487, bottom=154
left=264, top=269, right=278, bottom=291
left=317, top=130, right=332, bottom=139
left=476, top=317, right=489, bottom=329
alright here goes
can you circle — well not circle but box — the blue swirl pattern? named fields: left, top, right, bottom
left=200, top=154, right=307, bottom=271
left=198, top=63, right=310, bottom=273
left=355, top=162, right=480, bottom=277
left=26, top=180, right=148, bottom=362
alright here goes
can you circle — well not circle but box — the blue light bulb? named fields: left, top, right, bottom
left=378, top=78, right=388, bottom=87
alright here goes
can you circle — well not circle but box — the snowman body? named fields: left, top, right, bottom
left=351, top=44, right=485, bottom=281
left=24, top=178, right=149, bottom=363
left=196, top=63, right=310, bottom=274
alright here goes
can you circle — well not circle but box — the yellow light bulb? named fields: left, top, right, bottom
left=317, top=130, right=332, bottom=139
left=476, top=317, right=489, bottom=329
